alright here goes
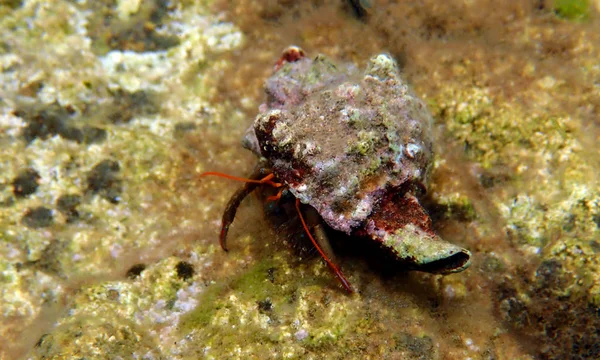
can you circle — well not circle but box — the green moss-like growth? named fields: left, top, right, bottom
left=33, top=316, right=159, bottom=358
left=179, top=282, right=227, bottom=331
left=230, top=259, right=279, bottom=299
left=554, top=0, right=589, bottom=21
left=179, top=259, right=281, bottom=332
left=347, top=130, right=377, bottom=155
left=0, top=0, right=23, bottom=10
left=426, top=190, right=478, bottom=223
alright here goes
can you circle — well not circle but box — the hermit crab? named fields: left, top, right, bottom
left=201, top=46, right=471, bottom=292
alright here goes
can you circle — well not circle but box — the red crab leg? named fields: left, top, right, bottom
left=217, top=183, right=257, bottom=251
left=200, top=171, right=282, bottom=250
left=266, top=187, right=285, bottom=202
left=295, top=199, right=354, bottom=293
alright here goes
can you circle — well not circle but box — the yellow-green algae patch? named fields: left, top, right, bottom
left=429, top=59, right=600, bottom=317
left=554, top=0, right=590, bottom=20
left=179, top=280, right=227, bottom=329
left=179, top=258, right=285, bottom=333
left=178, top=254, right=367, bottom=359
left=28, top=255, right=208, bottom=358
left=0, top=0, right=247, bottom=357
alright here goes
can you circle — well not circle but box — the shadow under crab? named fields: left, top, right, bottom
left=202, top=46, right=471, bottom=292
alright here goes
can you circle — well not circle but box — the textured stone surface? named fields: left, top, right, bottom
left=1, top=0, right=599, bottom=359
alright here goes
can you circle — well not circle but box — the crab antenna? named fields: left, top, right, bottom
left=200, top=171, right=282, bottom=188
left=295, top=199, right=354, bottom=293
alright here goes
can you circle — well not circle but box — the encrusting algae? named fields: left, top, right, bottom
left=0, top=0, right=599, bottom=359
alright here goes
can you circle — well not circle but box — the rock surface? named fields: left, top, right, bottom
left=1, top=0, right=599, bottom=359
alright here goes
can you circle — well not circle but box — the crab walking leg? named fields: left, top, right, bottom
left=295, top=199, right=354, bottom=293
left=200, top=166, right=280, bottom=251
left=266, top=187, right=285, bottom=202
left=218, top=180, right=260, bottom=251
left=305, top=206, right=339, bottom=266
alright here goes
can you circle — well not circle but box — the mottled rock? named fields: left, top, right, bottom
left=394, top=333, right=436, bottom=360
left=87, top=160, right=122, bottom=204
left=81, top=126, right=107, bottom=144
left=126, top=263, right=146, bottom=279
left=12, top=168, right=40, bottom=198
left=17, top=104, right=77, bottom=144
left=22, top=207, right=54, bottom=228
left=175, top=261, right=194, bottom=281
left=108, top=89, right=159, bottom=124
left=56, top=194, right=81, bottom=222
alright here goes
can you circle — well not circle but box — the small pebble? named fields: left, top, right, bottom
left=22, top=207, right=54, bottom=228
left=12, top=168, right=40, bottom=198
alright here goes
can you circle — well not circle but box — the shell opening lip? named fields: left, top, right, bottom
left=417, top=250, right=471, bottom=274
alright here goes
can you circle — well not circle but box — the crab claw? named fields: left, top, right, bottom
left=365, top=192, right=471, bottom=274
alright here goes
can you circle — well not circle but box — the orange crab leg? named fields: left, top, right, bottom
left=266, top=187, right=285, bottom=202
left=200, top=170, right=282, bottom=251
left=200, top=171, right=282, bottom=188
left=295, top=198, right=354, bottom=293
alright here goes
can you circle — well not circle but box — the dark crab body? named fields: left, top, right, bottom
left=205, top=47, right=470, bottom=291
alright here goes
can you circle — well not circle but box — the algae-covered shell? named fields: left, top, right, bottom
left=244, top=50, right=470, bottom=274
left=252, top=53, right=433, bottom=234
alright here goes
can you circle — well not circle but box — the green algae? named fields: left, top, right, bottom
left=179, top=259, right=283, bottom=332
left=179, top=282, right=227, bottom=330
left=432, top=61, right=600, bottom=358
left=2, top=0, right=600, bottom=359
left=428, top=190, right=477, bottom=223
left=33, top=316, right=160, bottom=358
left=347, top=130, right=377, bottom=155
left=177, top=253, right=368, bottom=357
left=554, top=0, right=590, bottom=21
left=230, top=259, right=280, bottom=299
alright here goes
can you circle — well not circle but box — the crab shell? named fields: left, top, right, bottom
left=243, top=49, right=471, bottom=274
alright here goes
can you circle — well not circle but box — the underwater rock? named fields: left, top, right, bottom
left=12, top=168, right=40, bottom=198
left=21, top=206, right=54, bottom=228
